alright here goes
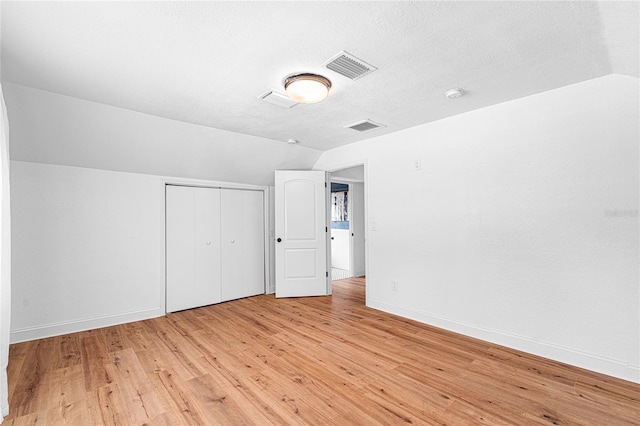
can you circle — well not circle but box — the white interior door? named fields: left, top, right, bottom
left=166, top=185, right=221, bottom=312
left=275, top=170, right=330, bottom=297
left=330, top=228, right=350, bottom=270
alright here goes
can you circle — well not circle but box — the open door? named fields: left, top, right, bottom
left=275, top=170, right=330, bottom=297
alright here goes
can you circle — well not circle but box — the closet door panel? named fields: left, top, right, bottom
left=221, top=189, right=265, bottom=302
left=166, top=185, right=221, bottom=312
left=241, top=190, right=265, bottom=297
left=194, top=187, right=222, bottom=306
left=166, top=186, right=196, bottom=312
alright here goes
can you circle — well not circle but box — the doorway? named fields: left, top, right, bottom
left=329, top=165, right=366, bottom=282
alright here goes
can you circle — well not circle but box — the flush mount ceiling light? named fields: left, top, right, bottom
left=284, top=73, right=332, bottom=104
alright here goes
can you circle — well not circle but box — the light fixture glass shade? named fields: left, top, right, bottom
left=284, top=73, right=331, bottom=104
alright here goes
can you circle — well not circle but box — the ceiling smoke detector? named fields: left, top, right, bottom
left=445, top=88, right=464, bottom=99
left=284, top=73, right=332, bottom=104
left=286, top=139, right=299, bottom=144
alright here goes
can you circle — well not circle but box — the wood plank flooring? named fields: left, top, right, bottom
left=5, top=277, right=640, bottom=425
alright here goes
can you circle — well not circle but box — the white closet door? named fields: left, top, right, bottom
left=166, top=185, right=221, bottom=312
left=221, top=189, right=264, bottom=302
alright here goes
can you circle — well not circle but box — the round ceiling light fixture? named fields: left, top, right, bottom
left=284, top=73, right=332, bottom=104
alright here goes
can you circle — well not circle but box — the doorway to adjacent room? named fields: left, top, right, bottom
left=329, top=165, right=365, bottom=282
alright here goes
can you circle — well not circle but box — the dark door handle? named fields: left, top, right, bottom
left=331, top=237, right=334, bottom=240
left=277, top=238, right=282, bottom=243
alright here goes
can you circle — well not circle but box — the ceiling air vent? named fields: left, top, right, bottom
left=345, top=119, right=386, bottom=132
left=324, top=51, right=377, bottom=80
left=258, top=90, right=298, bottom=108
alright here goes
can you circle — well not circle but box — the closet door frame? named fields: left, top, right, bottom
left=162, top=180, right=269, bottom=314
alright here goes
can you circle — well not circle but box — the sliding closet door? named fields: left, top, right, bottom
left=221, top=189, right=264, bottom=302
left=166, top=185, right=221, bottom=312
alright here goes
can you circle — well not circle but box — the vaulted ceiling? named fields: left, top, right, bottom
left=1, top=1, right=638, bottom=151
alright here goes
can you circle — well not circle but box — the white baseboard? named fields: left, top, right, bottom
left=10, top=307, right=165, bottom=343
left=368, top=298, right=640, bottom=384
left=629, top=364, right=640, bottom=383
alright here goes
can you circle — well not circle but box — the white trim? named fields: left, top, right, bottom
left=327, top=179, right=356, bottom=279
left=369, top=298, right=640, bottom=384
left=319, top=158, right=369, bottom=301
left=329, top=176, right=363, bottom=183
left=158, top=180, right=167, bottom=315
left=263, top=187, right=273, bottom=294
left=10, top=307, right=164, bottom=343
left=163, top=176, right=267, bottom=191
left=318, top=159, right=368, bottom=174
left=325, top=172, right=332, bottom=295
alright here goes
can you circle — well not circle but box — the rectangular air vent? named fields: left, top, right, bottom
left=345, top=119, right=386, bottom=132
left=324, top=51, right=377, bottom=80
left=258, top=90, right=298, bottom=108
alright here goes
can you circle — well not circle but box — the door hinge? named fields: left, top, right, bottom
left=326, top=271, right=329, bottom=277
left=325, top=182, right=327, bottom=188
left=326, top=226, right=328, bottom=232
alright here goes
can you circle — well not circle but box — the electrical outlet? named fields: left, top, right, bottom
left=391, top=280, right=399, bottom=292
left=413, top=159, right=422, bottom=171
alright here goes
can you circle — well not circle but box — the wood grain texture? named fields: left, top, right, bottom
left=5, top=277, right=640, bottom=425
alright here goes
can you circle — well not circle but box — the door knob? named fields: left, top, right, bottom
left=277, top=238, right=282, bottom=243
left=331, top=237, right=334, bottom=240
left=230, top=240, right=235, bottom=243
left=206, top=241, right=211, bottom=245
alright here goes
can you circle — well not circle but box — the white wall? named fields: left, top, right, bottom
left=4, top=82, right=311, bottom=335
left=10, top=161, right=269, bottom=342
left=314, top=74, right=639, bottom=383
left=10, top=161, right=165, bottom=341
left=0, top=85, right=12, bottom=420
left=3, top=83, right=322, bottom=187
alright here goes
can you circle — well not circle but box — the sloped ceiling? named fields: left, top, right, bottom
left=3, top=83, right=323, bottom=186
left=1, top=1, right=638, bottom=153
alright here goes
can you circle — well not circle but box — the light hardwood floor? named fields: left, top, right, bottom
left=5, top=277, right=640, bottom=425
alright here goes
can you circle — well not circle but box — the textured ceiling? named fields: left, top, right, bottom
left=1, top=1, right=638, bottom=151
